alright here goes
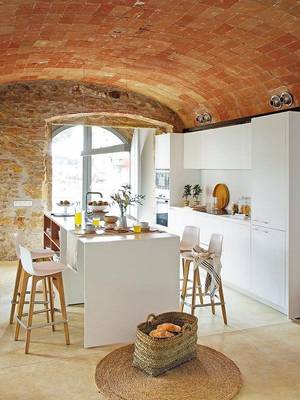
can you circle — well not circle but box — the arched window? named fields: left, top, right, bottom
left=52, top=125, right=130, bottom=210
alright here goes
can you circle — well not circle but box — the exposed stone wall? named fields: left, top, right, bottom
left=0, top=80, right=183, bottom=260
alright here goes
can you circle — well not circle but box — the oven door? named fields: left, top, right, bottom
left=156, top=212, right=168, bottom=227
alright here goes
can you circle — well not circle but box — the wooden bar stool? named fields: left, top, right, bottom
left=9, top=232, right=56, bottom=324
left=181, top=234, right=227, bottom=325
left=15, top=245, right=70, bottom=354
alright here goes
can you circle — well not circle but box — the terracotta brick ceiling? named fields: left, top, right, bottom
left=0, top=0, right=299, bottom=128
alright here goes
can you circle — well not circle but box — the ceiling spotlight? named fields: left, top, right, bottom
left=269, top=95, right=281, bottom=109
left=196, top=112, right=212, bottom=124
left=203, top=112, right=212, bottom=123
left=280, top=91, right=293, bottom=106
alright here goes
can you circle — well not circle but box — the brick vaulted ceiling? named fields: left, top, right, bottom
left=0, top=1, right=299, bottom=128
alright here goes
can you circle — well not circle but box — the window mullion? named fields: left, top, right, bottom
left=82, top=126, right=92, bottom=209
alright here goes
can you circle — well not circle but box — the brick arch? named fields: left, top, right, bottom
left=0, top=0, right=299, bottom=127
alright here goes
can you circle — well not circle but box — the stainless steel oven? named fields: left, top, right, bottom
left=155, top=194, right=169, bottom=227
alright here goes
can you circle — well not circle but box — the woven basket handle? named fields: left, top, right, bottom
left=182, top=323, right=192, bottom=332
left=146, top=313, right=156, bottom=325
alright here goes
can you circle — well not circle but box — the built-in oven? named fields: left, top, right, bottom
left=155, top=194, right=169, bottom=227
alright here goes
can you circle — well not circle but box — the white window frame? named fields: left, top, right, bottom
left=52, top=125, right=130, bottom=209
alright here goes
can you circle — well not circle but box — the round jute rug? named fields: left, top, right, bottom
left=95, top=344, right=242, bottom=400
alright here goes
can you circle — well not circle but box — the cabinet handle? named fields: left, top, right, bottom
left=253, top=227, right=269, bottom=234
left=252, top=219, right=269, bottom=225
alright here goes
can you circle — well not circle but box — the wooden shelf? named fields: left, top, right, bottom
left=44, top=215, right=60, bottom=251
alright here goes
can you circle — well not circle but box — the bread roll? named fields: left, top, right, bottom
left=149, top=329, right=174, bottom=338
left=156, top=323, right=182, bottom=333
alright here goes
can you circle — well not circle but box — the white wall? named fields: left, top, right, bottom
left=200, top=169, right=252, bottom=206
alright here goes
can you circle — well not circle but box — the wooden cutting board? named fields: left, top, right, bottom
left=212, top=183, right=230, bottom=210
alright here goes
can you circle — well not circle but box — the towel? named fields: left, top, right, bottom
left=192, top=246, right=222, bottom=298
left=66, top=231, right=79, bottom=272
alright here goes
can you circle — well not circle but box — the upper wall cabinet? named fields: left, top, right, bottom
left=155, top=134, right=170, bottom=169
left=184, top=123, right=251, bottom=170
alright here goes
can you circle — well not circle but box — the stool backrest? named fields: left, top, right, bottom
left=208, top=233, right=223, bottom=257
left=19, top=245, right=35, bottom=275
left=12, top=231, right=25, bottom=260
left=181, top=226, right=200, bottom=249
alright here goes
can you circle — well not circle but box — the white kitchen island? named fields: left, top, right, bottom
left=44, top=213, right=180, bottom=347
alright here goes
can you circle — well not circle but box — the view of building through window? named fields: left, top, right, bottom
left=52, top=125, right=130, bottom=213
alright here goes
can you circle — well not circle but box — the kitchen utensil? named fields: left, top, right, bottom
left=212, top=184, right=230, bottom=210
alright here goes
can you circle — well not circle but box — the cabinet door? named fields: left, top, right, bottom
left=155, top=134, right=170, bottom=169
left=251, top=226, right=286, bottom=311
left=221, top=223, right=251, bottom=292
left=251, top=114, right=287, bottom=230
left=184, top=133, right=201, bottom=169
left=184, top=124, right=251, bottom=170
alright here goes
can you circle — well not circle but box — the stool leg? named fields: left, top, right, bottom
left=25, top=276, right=37, bottom=354
left=211, top=295, right=216, bottom=315
left=53, top=273, right=70, bottom=345
left=47, top=276, right=55, bottom=332
left=219, top=280, right=228, bottom=325
left=180, top=260, right=190, bottom=312
left=195, top=268, right=204, bottom=305
left=43, top=278, right=50, bottom=324
left=191, top=269, right=197, bottom=316
left=15, top=270, right=29, bottom=341
left=10, top=260, right=22, bottom=324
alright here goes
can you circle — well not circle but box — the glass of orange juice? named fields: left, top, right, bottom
left=133, top=224, right=141, bottom=233
left=93, top=217, right=100, bottom=228
left=74, top=204, right=82, bottom=227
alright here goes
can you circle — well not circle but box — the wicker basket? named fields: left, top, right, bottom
left=132, top=312, right=198, bottom=376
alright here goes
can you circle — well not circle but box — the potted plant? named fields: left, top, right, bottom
left=182, top=184, right=192, bottom=207
left=111, top=184, right=145, bottom=227
left=192, top=184, right=203, bottom=206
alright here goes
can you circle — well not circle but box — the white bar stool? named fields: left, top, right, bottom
left=180, top=225, right=201, bottom=295
left=181, top=234, right=227, bottom=325
left=15, top=245, right=70, bottom=354
left=9, top=232, right=56, bottom=324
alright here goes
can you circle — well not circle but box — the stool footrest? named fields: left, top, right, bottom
left=16, top=317, right=68, bottom=331
left=181, top=300, right=224, bottom=308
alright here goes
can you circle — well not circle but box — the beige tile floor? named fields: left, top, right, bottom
left=1, top=261, right=300, bottom=400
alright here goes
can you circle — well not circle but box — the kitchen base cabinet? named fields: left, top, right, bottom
left=251, top=226, right=286, bottom=312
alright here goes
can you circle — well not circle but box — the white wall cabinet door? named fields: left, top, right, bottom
left=221, top=222, right=251, bottom=292
left=251, top=226, right=286, bottom=311
left=251, top=114, right=287, bottom=230
left=155, top=134, right=170, bottom=169
left=184, top=124, right=251, bottom=170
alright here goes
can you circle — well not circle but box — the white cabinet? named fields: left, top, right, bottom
left=251, top=114, right=287, bottom=230
left=184, top=123, right=251, bottom=170
left=251, top=226, right=286, bottom=311
left=155, top=134, right=170, bottom=169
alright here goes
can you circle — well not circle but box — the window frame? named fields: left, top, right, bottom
left=52, top=125, right=131, bottom=209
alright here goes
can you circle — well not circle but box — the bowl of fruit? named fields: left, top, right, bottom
left=88, top=200, right=109, bottom=212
